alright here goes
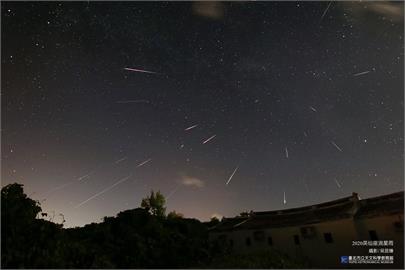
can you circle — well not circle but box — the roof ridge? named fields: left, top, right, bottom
left=253, top=194, right=356, bottom=216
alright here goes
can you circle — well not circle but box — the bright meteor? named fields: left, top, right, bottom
left=75, top=175, right=133, bottom=208
left=226, top=166, right=239, bottom=186
left=124, top=67, right=157, bottom=74
left=202, top=135, right=216, bottom=144
left=185, top=124, right=198, bottom=131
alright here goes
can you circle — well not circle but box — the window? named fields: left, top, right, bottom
left=369, top=230, right=378, bottom=241
left=300, top=226, right=316, bottom=238
left=293, top=235, right=300, bottom=245
left=267, top=236, right=273, bottom=246
left=246, top=237, right=251, bottom=246
left=253, top=230, right=265, bottom=241
left=324, top=232, right=333, bottom=243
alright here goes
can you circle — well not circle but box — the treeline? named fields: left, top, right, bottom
left=1, top=183, right=303, bottom=268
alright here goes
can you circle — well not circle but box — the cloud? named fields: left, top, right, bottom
left=341, top=2, right=403, bottom=22
left=180, top=176, right=205, bottom=188
left=211, top=213, right=223, bottom=220
left=192, top=2, right=225, bottom=20
left=367, top=2, right=403, bottom=22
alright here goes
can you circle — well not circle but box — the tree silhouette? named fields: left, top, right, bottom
left=2, top=183, right=303, bottom=268
left=167, top=210, right=184, bottom=219
left=1, top=183, right=63, bottom=268
left=1, top=183, right=41, bottom=223
left=140, top=190, right=166, bottom=217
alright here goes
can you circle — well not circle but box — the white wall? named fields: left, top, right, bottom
left=210, top=215, right=404, bottom=268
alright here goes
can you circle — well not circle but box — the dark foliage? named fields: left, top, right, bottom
left=1, top=183, right=63, bottom=268
left=1, top=183, right=303, bottom=268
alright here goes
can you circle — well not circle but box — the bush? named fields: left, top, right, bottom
left=1, top=183, right=308, bottom=269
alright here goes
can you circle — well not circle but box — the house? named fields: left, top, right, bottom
left=209, top=191, right=404, bottom=268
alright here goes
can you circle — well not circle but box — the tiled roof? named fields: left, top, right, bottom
left=253, top=194, right=356, bottom=217
left=209, top=216, right=249, bottom=232
left=210, top=191, right=404, bottom=232
left=355, top=191, right=403, bottom=218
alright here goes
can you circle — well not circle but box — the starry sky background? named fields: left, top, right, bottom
left=2, top=1, right=404, bottom=227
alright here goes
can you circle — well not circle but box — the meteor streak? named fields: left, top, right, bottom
left=202, top=134, right=216, bottom=144
left=75, top=175, right=133, bottom=208
left=166, top=185, right=181, bottom=201
left=77, top=171, right=94, bottom=181
left=136, top=158, right=152, bottom=168
left=43, top=182, right=74, bottom=196
left=124, top=67, right=157, bottom=74
left=114, top=157, right=127, bottom=164
left=320, top=1, right=332, bottom=21
left=43, top=167, right=100, bottom=197
left=331, top=141, right=343, bottom=152
left=353, top=71, right=370, bottom=77
left=185, top=124, right=198, bottom=131
left=226, top=166, right=239, bottom=186
left=285, top=147, right=289, bottom=158
left=334, top=178, right=342, bottom=188
left=309, top=106, right=317, bottom=112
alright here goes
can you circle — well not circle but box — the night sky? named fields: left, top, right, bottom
left=2, top=1, right=404, bottom=227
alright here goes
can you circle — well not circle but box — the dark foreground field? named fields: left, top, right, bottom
left=1, top=183, right=304, bottom=268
